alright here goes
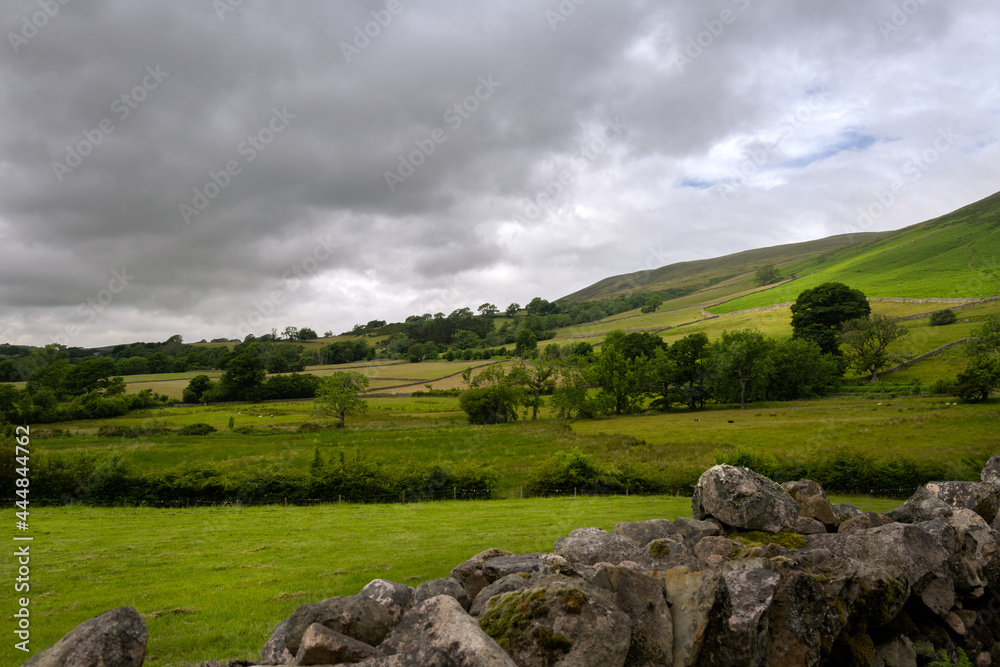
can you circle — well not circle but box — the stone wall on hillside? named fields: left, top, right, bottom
left=26, top=457, right=1000, bottom=667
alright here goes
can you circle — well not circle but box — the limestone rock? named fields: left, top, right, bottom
left=24, top=607, right=147, bottom=667
left=893, top=481, right=1000, bottom=523
left=480, top=553, right=579, bottom=583
left=700, top=565, right=781, bottom=667
left=835, top=502, right=863, bottom=521
left=981, top=454, right=1000, bottom=485
left=381, top=594, right=517, bottom=666
left=469, top=573, right=532, bottom=618
left=693, top=536, right=742, bottom=563
left=591, top=566, right=672, bottom=667
left=839, top=512, right=894, bottom=534
left=765, top=570, right=846, bottom=666
left=887, top=494, right=954, bottom=524
left=613, top=518, right=674, bottom=547
left=872, top=634, right=917, bottom=667
left=294, top=622, right=382, bottom=665
left=478, top=577, right=631, bottom=667
left=450, top=548, right=515, bottom=600
left=261, top=618, right=295, bottom=665
left=796, top=516, right=827, bottom=535
left=657, top=566, right=725, bottom=666
left=693, top=465, right=799, bottom=533
left=670, top=517, right=722, bottom=545
left=554, top=527, right=643, bottom=566
left=283, top=594, right=394, bottom=656
left=415, top=577, right=471, bottom=611
left=358, top=579, right=415, bottom=625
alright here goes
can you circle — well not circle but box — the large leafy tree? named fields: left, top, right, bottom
left=790, top=282, right=870, bottom=356
left=668, top=332, right=712, bottom=410
left=219, top=347, right=266, bottom=400
left=591, top=330, right=653, bottom=416
left=840, top=314, right=908, bottom=382
left=315, top=371, right=370, bottom=427
left=713, top=329, right=773, bottom=409
left=61, top=357, right=123, bottom=396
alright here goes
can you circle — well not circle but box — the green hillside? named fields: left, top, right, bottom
left=561, top=232, right=887, bottom=302
left=562, top=190, right=1000, bottom=313
left=708, top=190, right=1000, bottom=314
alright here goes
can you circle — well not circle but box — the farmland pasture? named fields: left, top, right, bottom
left=3, top=494, right=900, bottom=667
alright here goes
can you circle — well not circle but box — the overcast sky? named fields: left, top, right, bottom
left=1, top=0, right=998, bottom=348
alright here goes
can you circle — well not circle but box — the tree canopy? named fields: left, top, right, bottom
left=790, top=282, right=870, bottom=356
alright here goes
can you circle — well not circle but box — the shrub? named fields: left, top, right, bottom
left=929, top=309, right=958, bottom=326
left=177, top=423, right=217, bottom=436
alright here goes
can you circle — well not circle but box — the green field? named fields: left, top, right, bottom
left=2, top=494, right=900, bottom=666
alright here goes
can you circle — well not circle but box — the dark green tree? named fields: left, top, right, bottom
left=790, top=282, right=870, bottom=356
left=182, top=374, right=216, bottom=403
left=591, top=330, right=651, bottom=416
left=506, top=303, right=520, bottom=316
left=219, top=348, right=266, bottom=400
left=459, top=366, right=525, bottom=424
left=713, top=329, right=773, bottom=409
left=668, top=332, right=711, bottom=409
left=515, top=329, right=538, bottom=357
left=61, top=358, right=122, bottom=396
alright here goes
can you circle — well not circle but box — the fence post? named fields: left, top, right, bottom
left=284, top=497, right=287, bottom=507
left=520, top=486, right=523, bottom=500
left=453, top=486, right=457, bottom=501
left=338, top=494, right=342, bottom=504
left=574, top=487, right=577, bottom=498
left=402, top=491, right=406, bottom=504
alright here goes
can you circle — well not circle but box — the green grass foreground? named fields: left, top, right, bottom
left=4, top=495, right=897, bottom=666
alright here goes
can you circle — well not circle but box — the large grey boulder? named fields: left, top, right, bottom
left=381, top=595, right=516, bottom=667
left=591, top=566, right=672, bottom=667
left=294, top=622, right=382, bottom=665
left=893, top=481, right=1000, bottom=523
left=693, top=465, right=799, bottom=533
left=873, top=635, right=918, bottom=667
left=809, top=523, right=953, bottom=615
left=764, top=569, right=846, bottom=666
left=699, top=565, right=782, bottom=667
left=919, top=508, right=1000, bottom=592
left=887, top=494, right=954, bottom=524
left=283, top=594, right=394, bottom=656
left=783, top=480, right=838, bottom=531
left=554, top=527, right=643, bottom=566
left=450, top=548, right=514, bottom=600
left=24, top=607, right=147, bottom=667
left=261, top=618, right=295, bottom=665
left=478, top=577, right=631, bottom=667
left=415, top=577, right=471, bottom=611
left=469, top=573, right=533, bottom=617
left=614, top=519, right=674, bottom=547
left=358, top=579, right=415, bottom=625
left=982, top=454, right=1000, bottom=485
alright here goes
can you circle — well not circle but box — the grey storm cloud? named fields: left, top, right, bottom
left=1, top=0, right=998, bottom=347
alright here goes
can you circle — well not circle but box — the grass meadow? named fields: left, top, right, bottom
left=3, top=494, right=900, bottom=666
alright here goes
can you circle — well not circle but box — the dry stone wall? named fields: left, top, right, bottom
left=26, top=457, right=1000, bottom=667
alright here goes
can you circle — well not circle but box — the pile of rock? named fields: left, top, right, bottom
left=26, top=456, right=1000, bottom=666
